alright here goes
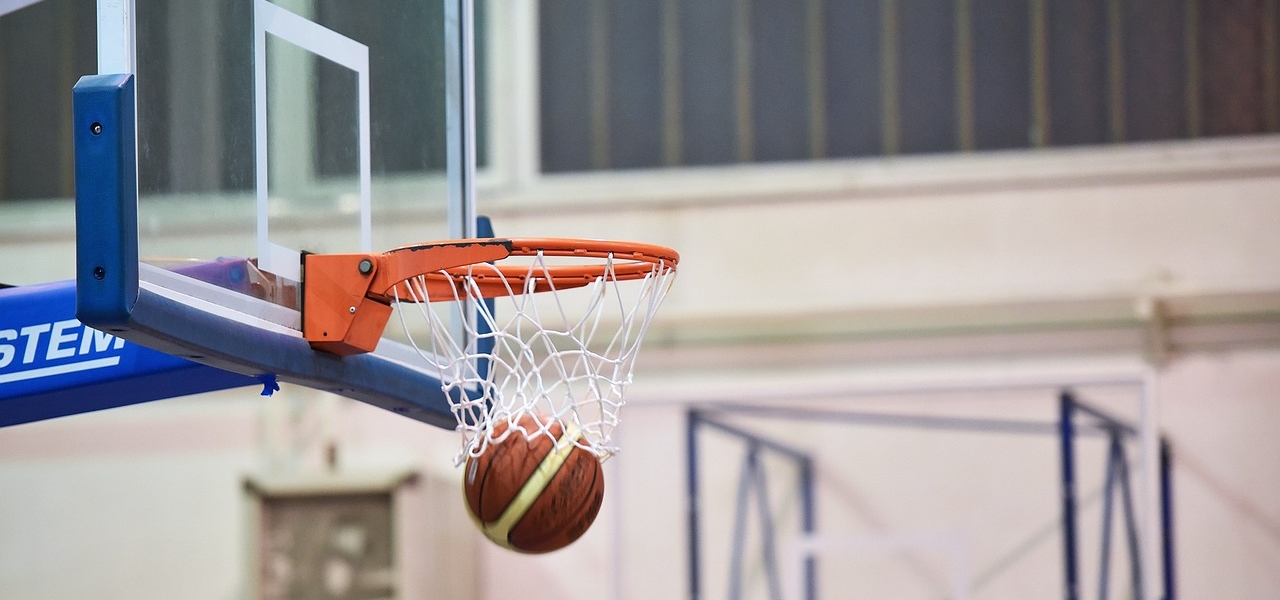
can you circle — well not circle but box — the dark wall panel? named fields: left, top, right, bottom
left=823, top=1, right=882, bottom=157
left=750, top=0, right=811, bottom=162
left=973, top=0, right=1031, bottom=150
left=608, top=0, right=664, bottom=169
left=898, top=0, right=957, bottom=154
left=1198, top=0, right=1264, bottom=137
left=679, top=0, right=738, bottom=165
left=540, top=0, right=594, bottom=172
left=1124, top=0, right=1186, bottom=141
left=1048, top=0, right=1109, bottom=145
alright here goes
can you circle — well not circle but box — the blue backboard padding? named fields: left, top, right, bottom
left=0, top=280, right=258, bottom=427
left=73, top=74, right=138, bottom=328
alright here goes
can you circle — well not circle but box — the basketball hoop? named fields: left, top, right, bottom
left=302, top=238, right=679, bottom=462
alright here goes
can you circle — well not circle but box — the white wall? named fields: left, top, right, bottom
left=591, top=348, right=1280, bottom=600
left=0, top=393, right=261, bottom=598
left=471, top=137, right=1280, bottom=599
left=4, top=134, right=1280, bottom=598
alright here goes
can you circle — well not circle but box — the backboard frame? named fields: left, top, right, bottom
left=74, top=0, right=481, bottom=429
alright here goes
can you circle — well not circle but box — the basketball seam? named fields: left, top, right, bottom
left=480, top=426, right=580, bottom=548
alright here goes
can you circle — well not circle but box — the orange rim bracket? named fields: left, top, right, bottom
left=303, top=240, right=514, bottom=355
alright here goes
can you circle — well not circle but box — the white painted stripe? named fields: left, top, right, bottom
left=255, top=1, right=368, bottom=71
left=95, top=0, right=135, bottom=74
left=461, top=0, right=477, bottom=240
left=358, top=49, right=371, bottom=254
left=254, top=1, right=271, bottom=273
left=0, top=357, right=122, bottom=384
left=265, top=242, right=301, bottom=283
left=253, top=0, right=371, bottom=276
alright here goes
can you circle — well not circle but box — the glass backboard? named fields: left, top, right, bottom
left=72, top=0, right=479, bottom=428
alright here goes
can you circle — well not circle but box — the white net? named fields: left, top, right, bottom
left=392, top=245, right=678, bottom=464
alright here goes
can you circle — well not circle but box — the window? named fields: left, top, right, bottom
left=0, top=0, right=95, bottom=202
left=133, top=0, right=490, bottom=195
left=537, top=0, right=1280, bottom=172
left=0, top=0, right=488, bottom=202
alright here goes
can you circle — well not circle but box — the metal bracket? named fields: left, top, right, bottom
left=302, top=240, right=512, bottom=356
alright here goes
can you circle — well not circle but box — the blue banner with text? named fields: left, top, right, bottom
left=0, top=280, right=257, bottom=427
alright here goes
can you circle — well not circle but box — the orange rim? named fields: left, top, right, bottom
left=388, top=237, right=679, bottom=300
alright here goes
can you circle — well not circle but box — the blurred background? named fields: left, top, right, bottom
left=3, top=0, right=1280, bottom=598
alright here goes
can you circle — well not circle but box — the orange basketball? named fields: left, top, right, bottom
left=462, top=414, right=605, bottom=554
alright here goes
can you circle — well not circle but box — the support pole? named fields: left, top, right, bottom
left=749, top=449, right=784, bottom=600
left=688, top=411, right=815, bottom=600
left=1138, top=370, right=1162, bottom=599
left=1059, top=390, right=1080, bottom=600
left=1161, top=438, right=1176, bottom=600
left=799, top=457, right=817, bottom=600
left=1097, top=434, right=1118, bottom=600
left=727, top=444, right=757, bottom=600
left=687, top=411, right=702, bottom=600
left=1114, top=434, right=1144, bottom=598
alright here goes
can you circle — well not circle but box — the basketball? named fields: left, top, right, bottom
left=462, top=414, right=605, bottom=554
